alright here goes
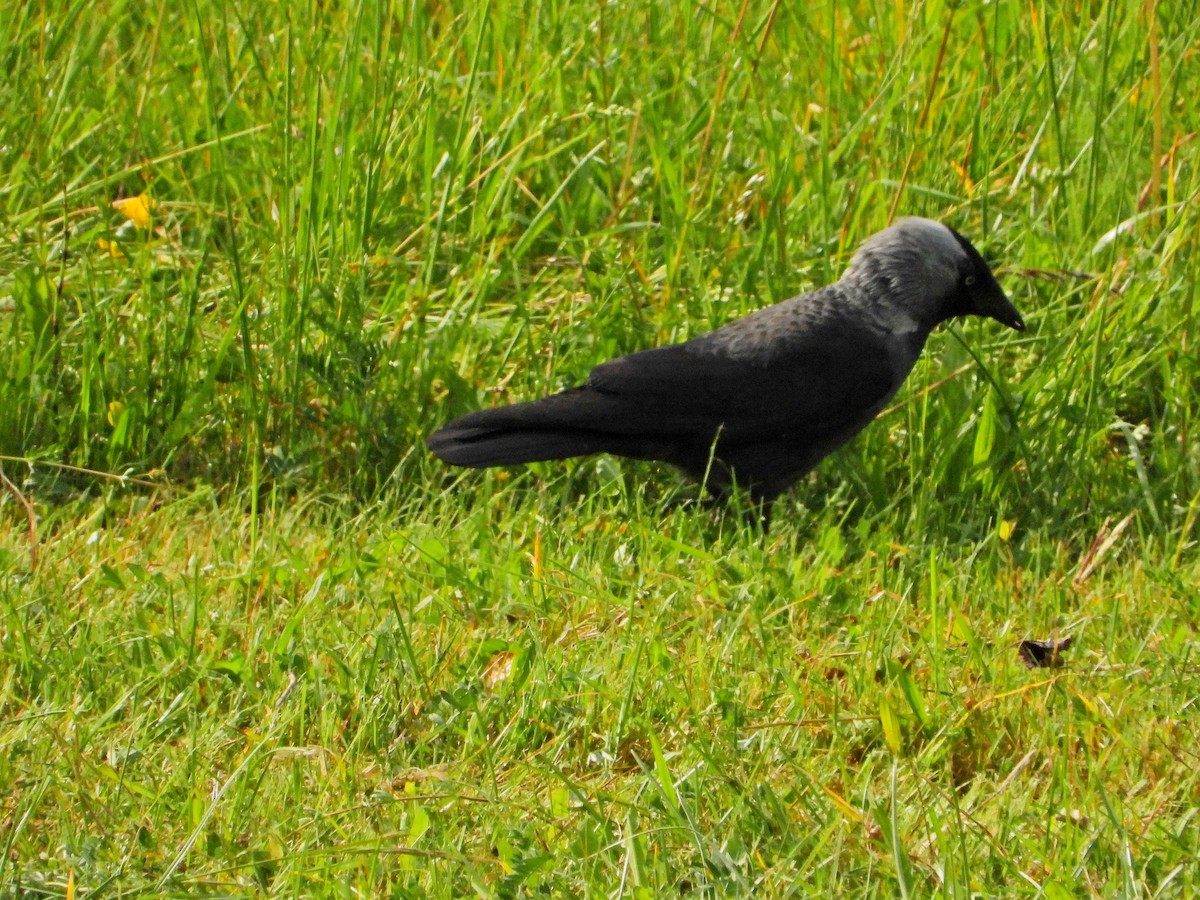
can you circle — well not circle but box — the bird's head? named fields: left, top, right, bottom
left=848, top=218, right=1025, bottom=333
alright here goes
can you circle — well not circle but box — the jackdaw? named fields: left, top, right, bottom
left=428, top=218, right=1024, bottom=527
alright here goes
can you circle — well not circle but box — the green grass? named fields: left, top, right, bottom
left=2, top=0, right=1199, bottom=895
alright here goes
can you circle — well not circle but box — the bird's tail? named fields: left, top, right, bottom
left=427, top=391, right=622, bottom=468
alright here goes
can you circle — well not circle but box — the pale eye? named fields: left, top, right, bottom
left=964, top=275, right=977, bottom=286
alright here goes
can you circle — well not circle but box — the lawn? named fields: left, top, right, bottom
left=2, top=0, right=1199, bottom=895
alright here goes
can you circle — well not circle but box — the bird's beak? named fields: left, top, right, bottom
left=982, top=283, right=1025, bottom=332
left=994, top=301, right=1025, bottom=332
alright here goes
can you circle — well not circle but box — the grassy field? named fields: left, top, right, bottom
left=2, top=0, right=1199, bottom=895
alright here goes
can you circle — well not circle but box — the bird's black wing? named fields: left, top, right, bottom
left=427, top=305, right=902, bottom=474
left=581, top=319, right=899, bottom=444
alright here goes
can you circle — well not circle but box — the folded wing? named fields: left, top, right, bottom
left=427, top=314, right=899, bottom=486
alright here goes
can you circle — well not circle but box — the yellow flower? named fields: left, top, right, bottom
left=107, top=401, right=126, bottom=427
left=112, top=193, right=155, bottom=228
left=96, top=238, right=126, bottom=260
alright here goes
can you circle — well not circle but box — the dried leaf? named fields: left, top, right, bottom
left=1018, top=637, right=1073, bottom=669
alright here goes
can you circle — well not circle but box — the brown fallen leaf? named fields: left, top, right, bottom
left=1018, top=637, right=1074, bottom=669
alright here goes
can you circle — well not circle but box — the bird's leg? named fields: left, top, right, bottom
left=663, top=492, right=722, bottom=515
left=748, top=486, right=779, bottom=533
left=749, top=497, right=772, bottom=533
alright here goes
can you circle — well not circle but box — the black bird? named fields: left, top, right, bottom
left=428, top=218, right=1024, bottom=527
